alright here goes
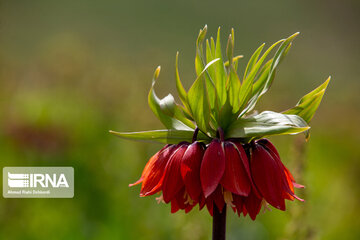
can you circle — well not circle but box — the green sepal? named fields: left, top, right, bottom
left=109, top=129, right=211, bottom=144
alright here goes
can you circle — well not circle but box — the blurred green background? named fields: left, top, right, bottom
left=1, top=0, right=359, bottom=239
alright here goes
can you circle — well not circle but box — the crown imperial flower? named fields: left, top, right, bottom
left=111, top=25, right=329, bottom=234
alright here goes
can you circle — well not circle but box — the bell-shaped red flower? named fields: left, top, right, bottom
left=200, top=138, right=257, bottom=216
left=129, top=136, right=304, bottom=220
left=250, top=139, right=304, bottom=211
left=130, top=141, right=206, bottom=213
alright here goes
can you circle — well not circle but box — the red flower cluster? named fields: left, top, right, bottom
left=130, top=138, right=303, bottom=220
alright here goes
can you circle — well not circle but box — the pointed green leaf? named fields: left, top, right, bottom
left=175, top=52, right=189, bottom=110
left=205, top=39, right=216, bottom=85
left=251, top=59, right=273, bottom=96
left=224, top=55, right=243, bottom=68
left=239, top=33, right=299, bottom=116
left=227, top=66, right=241, bottom=112
left=227, top=111, right=309, bottom=139
left=148, top=66, right=194, bottom=130
left=158, top=93, right=196, bottom=129
left=210, top=37, right=216, bottom=57
left=219, top=95, right=238, bottom=130
left=262, top=33, right=299, bottom=94
left=195, top=25, right=207, bottom=76
left=226, top=34, right=234, bottom=65
left=238, top=40, right=284, bottom=114
left=225, top=30, right=242, bottom=113
left=188, top=59, right=220, bottom=134
left=243, top=43, right=265, bottom=80
left=110, top=129, right=211, bottom=144
left=214, top=27, right=227, bottom=106
left=283, top=77, right=331, bottom=123
left=195, top=25, right=217, bottom=111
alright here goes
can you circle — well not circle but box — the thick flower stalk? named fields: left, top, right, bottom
left=111, top=25, right=330, bottom=238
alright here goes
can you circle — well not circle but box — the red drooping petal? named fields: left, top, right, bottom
left=180, top=141, right=204, bottom=201
left=205, top=185, right=225, bottom=216
left=200, top=139, right=226, bottom=197
left=282, top=164, right=304, bottom=188
left=176, top=188, right=198, bottom=214
left=293, top=182, right=305, bottom=189
left=162, top=144, right=188, bottom=203
left=220, top=141, right=251, bottom=196
left=129, top=145, right=169, bottom=187
left=259, top=139, right=305, bottom=189
left=171, top=188, right=207, bottom=214
left=243, top=189, right=263, bottom=220
left=175, top=188, right=187, bottom=210
left=198, top=194, right=206, bottom=211
left=212, top=186, right=225, bottom=212
left=261, top=142, right=296, bottom=200
left=140, top=145, right=177, bottom=196
left=233, top=142, right=262, bottom=198
left=206, top=198, right=214, bottom=216
left=232, top=194, right=244, bottom=217
left=233, top=142, right=252, bottom=179
left=171, top=198, right=180, bottom=213
left=251, top=143, right=286, bottom=210
left=259, top=139, right=305, bottom=201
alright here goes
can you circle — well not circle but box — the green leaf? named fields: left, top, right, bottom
left=238, top=40, right=285, bottom=114
left=224, top=29, right=243, bottom=112
left=219, top=95, right=238, bottom=131
left=195, top=25, right=217, bottom=111
left=188, top=58, right=220, bottom=135
left=210, top=37, right=216, bottom=57
left=226, top=111, right=309, bottom=139
left=283, top=76, right=331, bottom=123
left=226, top=33, right=234, bottom=65
left=227, top=65, right=241, bottom=112
left=262, top=33, right=299, bottom=95
left=195, top=25, right=208, bottom=77
left=251, top=59, right=273, bottom=96
left=109, top=129, right=211, bottom=144
left=205, top=39, right=217, bottom=88
left=159, top=94, right=196, bottom=128
left=175, top=52, right=189, bottom=109
left=224, top=55, right=243, bottom=68
left=148, top=66, right=194, bottom=130
left=239, top=33, right=299, bottom=116
left=214, top=27, right=227, bottom=107
left=243, top=43, right=265, bottom=80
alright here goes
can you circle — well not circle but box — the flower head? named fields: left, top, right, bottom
left=111, top=26, right=329, bottom=220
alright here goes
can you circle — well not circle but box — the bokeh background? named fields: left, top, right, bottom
left=1, top=0, right=359, bottom=239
